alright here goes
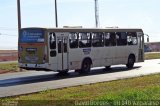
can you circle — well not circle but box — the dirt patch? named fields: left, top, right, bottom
left=0, top=50, right=18, bottom=74
left=0, top=50, right=17, bottom=62
left=0, top=70, right=11, bottom=74
left=0, top=56, right=17, bottom=62
left=0, top=50, right=17, bottom=53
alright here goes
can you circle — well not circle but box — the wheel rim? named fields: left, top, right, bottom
left=83, top=61, right=90, bottom=72
left=129, top=57, right=134, bottom=65
left=84, top=63, right=89, bottom=70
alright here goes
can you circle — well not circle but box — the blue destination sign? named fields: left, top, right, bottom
left=19, top=29, right=44, bottom=43
left=83, top=48, right=91, bottom=55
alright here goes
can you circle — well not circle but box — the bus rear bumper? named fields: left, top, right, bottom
left=19, top=63, right=50, bottom=71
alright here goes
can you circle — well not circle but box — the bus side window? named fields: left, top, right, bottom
left=92, top=32, right=104, bottom=47
left=110, top=32, right=116, bottom=46
left=69, top=33, right=78, bottom=49
left=127, top=32, right=137, bottom=45
left=105, top=33, right=110, bottom=46
left=58, top=39, right=62, bottom=53
left=79, top=32, right=91, bottom=48
left=116, top=32, right=127, bottom=46
left=63, top=38, right=68, bottom=53
left=49, top=32, right=56, bottom=49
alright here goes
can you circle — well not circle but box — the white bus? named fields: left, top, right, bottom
left=18, top=28, right=144, bottom=74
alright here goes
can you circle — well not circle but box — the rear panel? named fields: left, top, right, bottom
left=18, top=28, right=48, bottom=69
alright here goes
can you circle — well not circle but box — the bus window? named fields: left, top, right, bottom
left=49, top=32, right=56, bottom=49
left=50, top=51, right=57, bottom=57
left=69, top=33, right=78, bottom=48
left=116, top=32, right=127, bottom=46
left=58, top=38, right=68, bottom=53
left=92, top=32, right=104, bottom=47
left=105, top=33, right=110, bottom=46
left=79, top=32, right=91, bottom=48
left=110, top=32, right=116, bottom=46
left=58, top=39, right=62, bottom=53
left=64, top=38, right=68, bottom=53
left=127, top=32, right=137, bottom=45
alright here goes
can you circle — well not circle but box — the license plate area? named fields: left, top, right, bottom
left=26, top=48, right=37, bottom=52
left=27, top=64, right=36, bottom=68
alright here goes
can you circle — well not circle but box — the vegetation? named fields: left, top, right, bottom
left=0, top=62, right=19, bottom=73
left=1, top=74, right=160, bottom=106
left=145, top=52, right=160, bottom=60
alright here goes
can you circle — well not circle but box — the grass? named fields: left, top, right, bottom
left=0, top=74, right=160, bottom=106
left=145, top=52, right=160, bottom=60
left=0, top=62, right=19, bottom=73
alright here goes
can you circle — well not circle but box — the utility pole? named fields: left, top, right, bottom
left=17, top=0, right=21, bottom=35
left=95, top=0, right=99, bottom=28
left=144, top=34, right=149, bottom=42
left=17, top=0, right=23, bottom=71
left=55, top=0, right=58, bottom=27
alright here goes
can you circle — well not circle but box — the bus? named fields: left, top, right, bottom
left=18, top=28, right=144, bottom=74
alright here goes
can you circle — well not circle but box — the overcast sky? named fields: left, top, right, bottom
left=0, top=0, right=160, bottom=50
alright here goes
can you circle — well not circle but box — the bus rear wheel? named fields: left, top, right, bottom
left=126, top=55, right=135, bottom=69
left=58, top=70, right=69, bottom=75
left=105, top=66, right=111, bottom=70
left=79, top=59, right=91, bottom=74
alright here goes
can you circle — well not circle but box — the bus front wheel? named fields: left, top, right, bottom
left=126, top=55, right=135, bottom=69
left=105, top=66, right=111, bottom=70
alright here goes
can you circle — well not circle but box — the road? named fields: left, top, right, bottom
left=0, top=59, right=160, bottom=98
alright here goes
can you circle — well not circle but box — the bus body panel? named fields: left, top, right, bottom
left=68, top=48, right=83, bottom=70
left=18, top=28, right=49, bottom=70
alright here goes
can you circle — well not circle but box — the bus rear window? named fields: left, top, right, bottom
left=19, top=29, right=45, bottom=43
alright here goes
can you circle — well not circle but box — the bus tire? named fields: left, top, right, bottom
left=126, top=55, right=135, bottom=69
left=105, top=66, right=111, bottom=70
left=79, top=59, right=92, bottom=74
left=58, top=70, right=69, bottom=75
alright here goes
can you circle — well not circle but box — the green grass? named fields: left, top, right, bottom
left=1, top=74, right=160, bottom=106
left=0, top=62, right=19, bottom=72
left=145, top=52, right=160, bottom=60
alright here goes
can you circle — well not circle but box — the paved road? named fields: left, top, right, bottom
left=0, top=59, right=160, bottom=98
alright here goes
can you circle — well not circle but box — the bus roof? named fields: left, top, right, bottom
left=21, top=27, right=143, bottom=32
left=47, top=28, right=143, bottom=32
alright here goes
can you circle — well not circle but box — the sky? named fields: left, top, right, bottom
left=0, top=0, right=160, bottom=50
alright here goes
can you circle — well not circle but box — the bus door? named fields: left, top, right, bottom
left=57, top=33, right=69, bottom=71
left=137, top=32, right=144, bottom=62
left=48, top=32, right=57, bottom=70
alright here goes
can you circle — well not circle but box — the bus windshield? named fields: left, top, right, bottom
left=19, top=29, right=45, bottom=43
